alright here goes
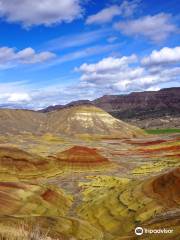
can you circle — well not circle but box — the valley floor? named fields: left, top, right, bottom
left=0, top=132, right=179, bottom=240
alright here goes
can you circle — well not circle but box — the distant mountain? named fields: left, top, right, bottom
left=41, top=87, right=180, bottom=129
left=93, top=87, right=180, bottom=119
left=41, top=100, right=92, bottom=113
left=0, top=105, right=145, bottom=138
left=94, top=87, right=180, bottom=129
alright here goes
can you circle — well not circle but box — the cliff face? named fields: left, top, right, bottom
left=93, top=88, right=180, bottom=120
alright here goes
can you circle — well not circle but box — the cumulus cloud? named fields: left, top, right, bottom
left=77, top=52, right=180, bottom=93
left=142, top=46, right=180, bottom=66
left=77, top=56, right=147, bottom=91
left=86, top=0, right=140, bottom=25
left=0, top=0, right=83, bottom=27
left=77, top=55, right=137, bottom=74
left=0, top=46, right=55, bottom=68
left=115, top=13, right=177, bottom=42
left=7, top=93, right=31, bottom=102
left=16, top=48, right=55, bottom=64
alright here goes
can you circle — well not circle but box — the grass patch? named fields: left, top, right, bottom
left=146, top=129, right=180, bottom=134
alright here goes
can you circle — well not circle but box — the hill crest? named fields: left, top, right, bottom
left=0, top=105, right=145, bottom=138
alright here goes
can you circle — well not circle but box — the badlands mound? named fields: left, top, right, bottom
left=0, top=182, right=72, bottom=217
left=0, top=146, right=49, bottom=178
left=143, top=167, right=180, bottom=208
left=0, top=105, right=145, bottom=138
left=53, top=146, right=111, bottom=169
left=46, top=105, right=145, bottom=138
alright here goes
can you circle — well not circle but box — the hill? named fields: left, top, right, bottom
left=41, top=87, right=180, bottom=129
left=0, top=181, right=72, bottom=217
left=0, top=109, right=45, bottom=134
left=0, top=146, right=56, bottom=180
left=78, top=167, right=180, bottom=238
left=52, top=146, right=111, bottom=170
left=0, top=105, right=145, bottom=138
left=45, top=105, right=145, bottom=138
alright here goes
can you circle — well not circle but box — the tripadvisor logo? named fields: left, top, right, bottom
left=135, top=227, right=143, bottom=236
left=135, top=227, right=173, bottom=236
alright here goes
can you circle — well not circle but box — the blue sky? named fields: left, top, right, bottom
left=0, top=0, right=179, bottom=109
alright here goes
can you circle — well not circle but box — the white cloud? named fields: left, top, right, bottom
left=147, top=86, right=161, bottom=91
left=142, top=46, right=180, bottom=66
left=78, top=56, right=147, bottom=90
left=77, top=54, right=180, bottom=93
left=0, top=81, right=33, bottom=107
left=115, top=13, right=177, bottom=42
left=86, top=0, right=140, bottom=25
left=0, top=46, right=55, bottom=68
left=36, top=43, right=121, bottom=70
left=0, top=0, right=83, bottom=27
left=119, top=0, right=140, bottom=17
left=7, top=93, right=31, bottom=102
left=0, top=80, right=30, bottom=93
left=77, top=55, right=137, bottom=74
left=45, top=29, right=110, bottom=51
left=86, top=5, right=120, bottom=25
left=107, top=36, right=118, bottom=43
left=16, top=48, right=55, bottom=64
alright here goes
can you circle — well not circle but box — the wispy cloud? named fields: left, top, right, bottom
left=45, top=29, right=110, bottom=51
left=36, top=43, right=122, bottom=70
left=86, top=0, right=140, bottom=25
left=114, top=13, right=177, bottom=42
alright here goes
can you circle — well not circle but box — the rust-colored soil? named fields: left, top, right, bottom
left=55, top=146, right=110, bottom=166
left=143, top=168, right=180, bottom=208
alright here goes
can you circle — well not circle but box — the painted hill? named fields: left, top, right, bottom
left=0, top=105, right=145, bottom=138
left=45, top=105, right=145, bottom=137
left=78, top=167, right=180, bottom=238
left=0, top=182, right=72, bottom=217
left=143, top=167, right=180, bottom=208
left=53, top=146, right=111, bottom=169
left=0, top=145, right=112, bottom=179
left=0, top=146, right=50, bottom=179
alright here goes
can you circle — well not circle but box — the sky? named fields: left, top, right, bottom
left=0, top=0, right=179, bottom=109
